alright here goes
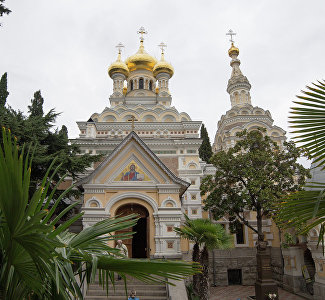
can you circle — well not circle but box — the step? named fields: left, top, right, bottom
left=89, top=284, right=166, bottom=290
left=85, top=297, right=167, bottom=300
left=87, top=289, right=166, bottom=296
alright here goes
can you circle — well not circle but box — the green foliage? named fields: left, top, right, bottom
left=278, top=80, right=325, bottom=251
left=201, top=128, right=309, bottom=242
left=290, top=80, right=325, bottom=168
left=0, top=128, right=201, bottom=299
left=281, top=232, right=296, bottom=249
left=0, top=73, right=8, bottom=107
left=186, top=283, right=200, bottom=300
left=199, top=124, right=213, bottom=163
left=0, top=82, right=100, bottom=196
left=174, top=215, right=231, bottom=297
left=174, top=215, right=232, bottom=250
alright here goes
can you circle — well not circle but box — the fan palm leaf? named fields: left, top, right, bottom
left=290, top=80, right=325, bottom=166
left=278, top=80, right=325, bottom=250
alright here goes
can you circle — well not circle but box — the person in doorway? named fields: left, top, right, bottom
left=128, top=289, right=139, bottom=300
left=115, top=240, right=128, bottom=280
left=115, top=240, right=128, bottom=257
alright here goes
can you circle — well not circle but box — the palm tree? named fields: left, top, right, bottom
left=174, top=214, right=232, bottom=300
left=0, top=128, right=200, bottom=300
left=278, top=80, right=325, bottom=246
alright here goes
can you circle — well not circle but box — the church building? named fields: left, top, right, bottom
left=70, top=28, right=324, bottom=298
left=71, top=27, right=214, bottom=259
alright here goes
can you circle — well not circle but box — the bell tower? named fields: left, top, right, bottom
left=226, top=30, right=252, bottom=108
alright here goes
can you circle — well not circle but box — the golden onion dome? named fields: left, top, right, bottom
left=108, top=52, right=129, bottom=78
left=228, top=42, right=239, bottom=57
left=153, top=52, right=174, bottom=78
left=125, top=40, right=157, bottom=72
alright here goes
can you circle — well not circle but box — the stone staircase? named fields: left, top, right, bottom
left=85, top=276, right=168, bottom=300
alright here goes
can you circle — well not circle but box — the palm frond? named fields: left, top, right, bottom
left=289, top=80, right=325, bottom=168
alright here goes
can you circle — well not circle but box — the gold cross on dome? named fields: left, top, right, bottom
left=115, top=42, right=124, bottom=54
left=226, top=29, right=237, bottom=43
left=158, top=42, right=167, bottom=54
left=137, top=26, right=147, bottom=41
left=127, top=116, right=138, bottom=131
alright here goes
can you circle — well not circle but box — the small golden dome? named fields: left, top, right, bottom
left=155, top=87, right=159, bottom=94
left=153, top=53, right=174, bottom=78
left=108, top=52, right=129, bottom=78
left=126, top=40, right=157, bottom=72
left=228, top=42, right=239, bottom=57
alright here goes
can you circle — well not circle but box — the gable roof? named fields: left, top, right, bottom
left=77, top=131, right=190, bottom=195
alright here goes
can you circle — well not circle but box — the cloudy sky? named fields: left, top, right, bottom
left=1, top=0, right=324, bottom=158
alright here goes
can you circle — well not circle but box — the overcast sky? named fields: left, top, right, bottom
left=1, top=0, right=325, bottom=164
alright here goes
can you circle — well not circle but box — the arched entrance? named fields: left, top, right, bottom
left=116, top=203, right=149, bottom=258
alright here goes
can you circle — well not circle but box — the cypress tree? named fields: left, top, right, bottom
left=199, top=124, right=213, bottom=163
left=0, top=0, right=11, bottom=26
left=28, top=90, right=44, bottom=117
left=0, top=72, right=9, bottom=107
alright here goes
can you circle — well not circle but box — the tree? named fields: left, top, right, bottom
left=0, top=72, right=8, bottom=107
left=199, top=123, right=213, bottom=163
left=0, top=0, right=10, bottom=26
left=174, top=215, right=231, bottom=300
left=201, top=128, right=309, bottom=243
left=0, top=84, right=100, bottom=197
left=0, top=127, right=200, bottom=300
left=278, top=80, right=325, bottom=246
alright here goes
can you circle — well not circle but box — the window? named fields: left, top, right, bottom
left=130, top=80, right=133, bottom=90
left=167, top=226, right=173, bottom=232
left=187, top=149, right=196, bottom=154
left=154, top=150, right=177, bottom=154
left=191, top=194, right=196, bottom=200
left=167, top=241, right=174, bottom=249
left=139, top=78, right=144, bottom=89
left=190, top=180, right=196, bottom=185
left=235, top=224, right=245, bottom=244
left=149, top=80, right=153, bottom=90
left=192, top=209, right=198, bottom=215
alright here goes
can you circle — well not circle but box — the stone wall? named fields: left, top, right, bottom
left=209, top=248, right=257, bottom=286
left=209, top=247, right=285, bottom=287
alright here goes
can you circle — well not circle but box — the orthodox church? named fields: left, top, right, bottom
left=70, top=28, right=324, bottom=297
left=71, top=27, right=214, bottom=259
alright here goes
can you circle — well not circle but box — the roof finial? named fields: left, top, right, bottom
left=115, top=42, right=124, bottom=54
left=158, top=42, right=167, bottom=54
left=137, top=26, right=147, bottom=42
left=226, top=29, right=236, bottom=44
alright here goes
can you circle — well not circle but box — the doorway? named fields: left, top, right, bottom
left=115, top=203, right=149, bottom=258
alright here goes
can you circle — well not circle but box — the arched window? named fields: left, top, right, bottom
left=130, top=80, right=133, bottom=90
left=149, top=80, right=153, bottom=90
left=139, top=78, right=144, bottom=89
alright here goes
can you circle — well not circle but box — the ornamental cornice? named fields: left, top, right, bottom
left=84, top=188, right=105, bottom=194
left=77, top=121, right=201, bottom=132
left=217, top=116, right=273, bottom=131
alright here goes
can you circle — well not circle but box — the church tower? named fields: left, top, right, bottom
left=212, top=34, right=286, bottom=152
left=71, top=28, right=213, bottom=259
